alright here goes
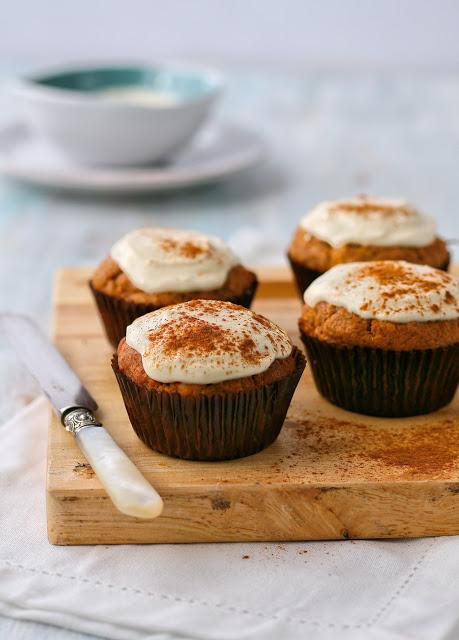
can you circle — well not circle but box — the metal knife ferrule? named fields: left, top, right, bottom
left=62, top=407, right=103, bottom=434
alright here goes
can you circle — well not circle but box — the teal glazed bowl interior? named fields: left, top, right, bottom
left=14, top=64, right=222, bottom=166
left=31, top=65, right=219, bottom=104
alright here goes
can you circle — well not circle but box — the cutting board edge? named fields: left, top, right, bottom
left=47, top=479, right=459, bottom=545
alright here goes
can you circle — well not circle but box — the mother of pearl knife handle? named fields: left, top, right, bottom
left=64, top=408, right=163, bottom=519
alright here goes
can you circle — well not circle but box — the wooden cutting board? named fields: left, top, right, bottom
left=48, top=266, right=459, bottom=545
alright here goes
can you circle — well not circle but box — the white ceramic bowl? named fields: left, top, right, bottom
left=11, top=63, right=223, bottom=166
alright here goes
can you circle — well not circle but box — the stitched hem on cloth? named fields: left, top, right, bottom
left=0, top=545, right=436, bottom=636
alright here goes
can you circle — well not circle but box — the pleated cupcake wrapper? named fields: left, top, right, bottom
left=287, top=256, right=322, bottom=300
left=90, top=278, right=258, bottom=349
left=301, top=333, right=459, bottom=417
left=112, top=347, right=305, bottom=461
left=288, top=256, right=451, bottom=302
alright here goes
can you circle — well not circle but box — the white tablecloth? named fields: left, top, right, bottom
left=1, top=398, right=459, bottom=640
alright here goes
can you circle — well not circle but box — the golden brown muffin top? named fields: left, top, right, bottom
left=123, top=299, right=293, bottom=385
left=300, top=302, right=459, bottom=350
left=91, top=257, right=256, bottom=305
left=288, top=227, right=449, bottom=272
left=116, top=339, right=300, bottom=395
left=300, top=261, right=459, bottom=350
left=111, top=227, right=239, bottom=293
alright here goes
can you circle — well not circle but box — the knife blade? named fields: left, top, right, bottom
left=1, top=313, right=163, bottom=520
left=1, top=313, right=98, bottom=413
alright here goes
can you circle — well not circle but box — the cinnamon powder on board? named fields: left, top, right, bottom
left=292, top=416, right=459, bottom=478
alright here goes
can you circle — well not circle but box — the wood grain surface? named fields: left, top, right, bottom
left=47, top=267, right=459, bottom=544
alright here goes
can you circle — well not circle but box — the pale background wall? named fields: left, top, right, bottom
left=1, top=0, right=459, bottom=69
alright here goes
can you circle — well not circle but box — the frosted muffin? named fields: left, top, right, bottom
left=288, top=196, right=450, bottom=297
left=90, top=228, right=258, bottom=347
left=299, top=260, right=459, bottom=417
left=112, top=299, right=305, bottom=460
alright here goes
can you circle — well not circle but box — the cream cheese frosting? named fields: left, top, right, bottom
left=300, top=197, right=437, bottom=248
left=126, top=299, right=293, bottom=384
left=304, top=260, right=459, bottom=323
left=111, top=228, right=239, bottom=294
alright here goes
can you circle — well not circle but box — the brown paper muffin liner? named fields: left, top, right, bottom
left=301, top=333, right=459, bottom=417
left=288, top=256, right=450, bottom=302
left=287, top=255, right=322, bottom=300
left=112, top=347, right=305, bottom=461
left=90, top=278, right=258, bottom=348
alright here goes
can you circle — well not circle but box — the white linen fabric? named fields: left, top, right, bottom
left=1, top=398, right=459, bottom=640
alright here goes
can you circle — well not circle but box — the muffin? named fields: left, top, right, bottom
left=299, top=260, right=459, bottom=417
left=90, top=228, right=258, bottom=347
left=112, top=299, right=305, bottom=460
left=288, top=196, right=450, bottom=297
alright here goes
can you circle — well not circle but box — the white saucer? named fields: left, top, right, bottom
left=0, top=120, right=265, bottom=193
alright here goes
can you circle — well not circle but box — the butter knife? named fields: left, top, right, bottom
left=0, top=313, right=163, bottom=520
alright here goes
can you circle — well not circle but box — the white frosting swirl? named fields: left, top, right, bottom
left=304, top=261, right=459, bottom=323
left=300, top=197, right=437, bottom=248
left=111, top=228, right=239, bottom=294
left=126, top=300, right=292, bottom=384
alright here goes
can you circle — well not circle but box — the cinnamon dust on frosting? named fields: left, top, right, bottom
left=328, top=196, right=412, bottom=217
left=110, top=228, right=238, bottom=294
left=304, top=260, right=459, bottom=323
left=158, top=237, right=207, bottom=260
left=299, top=196, right=436, bottom=248
left=126, top=299, right=292, bottom=384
